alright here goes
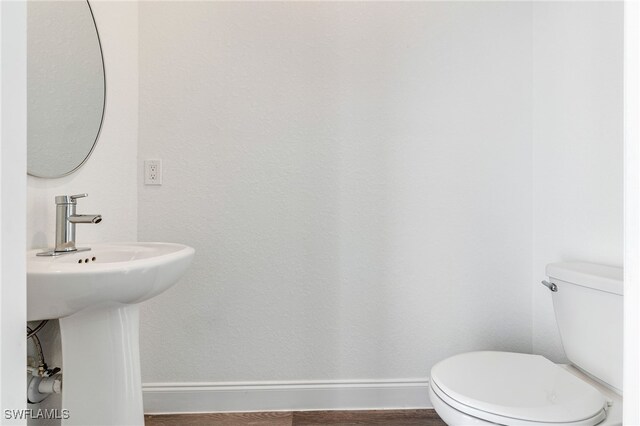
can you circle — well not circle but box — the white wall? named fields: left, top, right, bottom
left=8, top=0, right=624, bottom=418
left=531, top=2, right=624, bottom=362
left=15, top=0, right=623, bottom=416
left=138, top=1, right=534, bottom=405
left=25, top=2, right=138, bottom=423
left=1, top=1, right=27, bottom=423
left=625, top=0, right=640, bottom=421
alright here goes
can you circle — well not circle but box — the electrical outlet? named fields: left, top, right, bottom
left=144, top=160, right=162, bottom=185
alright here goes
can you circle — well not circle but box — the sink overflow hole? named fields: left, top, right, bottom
left=78, top=257, right=97, bottom=264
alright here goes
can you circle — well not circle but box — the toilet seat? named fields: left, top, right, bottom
left=430, top=351, right=608, bottom=425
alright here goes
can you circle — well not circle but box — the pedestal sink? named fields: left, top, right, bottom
left=27, top=242, right=195, bottom=426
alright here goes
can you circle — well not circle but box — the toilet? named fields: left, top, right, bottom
left=429, top=262, right=623, bottom=425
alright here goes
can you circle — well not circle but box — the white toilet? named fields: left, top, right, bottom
left=429, top=262, right=623, bottom=425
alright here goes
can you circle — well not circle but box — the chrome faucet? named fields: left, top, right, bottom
left=37, top=193, right=102, bottom=256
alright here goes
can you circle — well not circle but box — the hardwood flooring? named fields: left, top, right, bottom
left=144, top=410, right=447, bottom=426
left=293, top=410, right=446, bottom=425
left=145, top=411, right=292, bottom=426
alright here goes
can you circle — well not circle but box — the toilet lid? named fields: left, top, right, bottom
left=430, top=351, right=607, bottom=424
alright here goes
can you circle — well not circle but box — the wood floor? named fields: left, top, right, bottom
left=144, top=409, right=447, bottom=426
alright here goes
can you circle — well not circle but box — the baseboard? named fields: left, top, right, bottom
left=142, top=379, right=432, bottom=414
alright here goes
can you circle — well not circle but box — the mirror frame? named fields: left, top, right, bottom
left=27, top=0, right=107, bottom=179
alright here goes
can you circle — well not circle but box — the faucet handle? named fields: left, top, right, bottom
left=55, top=193, right=88, bottom=205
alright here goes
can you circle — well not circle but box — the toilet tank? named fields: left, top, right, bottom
left=547, top=262, right=623, bottom=394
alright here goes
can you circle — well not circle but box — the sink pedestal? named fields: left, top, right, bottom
left=28, top=242, right=195, bottom=424
left=59, top=303, right=144, bottom=426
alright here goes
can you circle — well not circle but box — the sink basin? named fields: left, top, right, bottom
left=27, top=242, right=195, bottom=321
left=26, top=242, right=194, bottom=426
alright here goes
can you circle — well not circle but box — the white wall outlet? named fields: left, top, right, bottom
left=144, top=159, right=163, bottom=185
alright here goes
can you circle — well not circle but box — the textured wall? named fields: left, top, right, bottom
left=531, top=2, right=624, bottom=362
left=19, top=0, right=624, bottom=416
left=138, top=2, right=534, bottom=384
left=26, top=2, right=138, bottom=424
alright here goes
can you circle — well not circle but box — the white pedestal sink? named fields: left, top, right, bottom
left=27, top=242, right=195, bottom=426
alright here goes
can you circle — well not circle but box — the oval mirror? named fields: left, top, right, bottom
left=27, top=0, right=106, bottom=178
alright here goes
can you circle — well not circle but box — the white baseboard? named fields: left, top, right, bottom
left=142, top=379, right=432, bottom=414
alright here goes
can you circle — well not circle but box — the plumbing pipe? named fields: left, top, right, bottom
left=38, top=376, right=62, bottom=394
